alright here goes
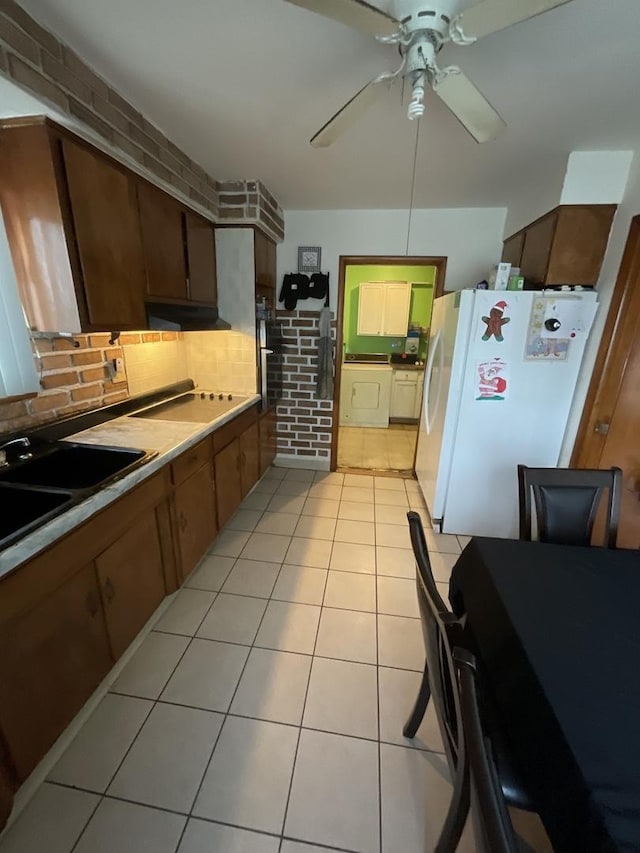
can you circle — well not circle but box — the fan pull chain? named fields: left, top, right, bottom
left=405, top=118, right=421, bottom=256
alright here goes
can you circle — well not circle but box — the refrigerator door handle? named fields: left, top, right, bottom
left=423, top=328, right=444, bottom=434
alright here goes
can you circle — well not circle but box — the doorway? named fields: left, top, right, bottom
left=572, top=216, right=640, bottom=547
left=331, top=255, right=447, bottom=474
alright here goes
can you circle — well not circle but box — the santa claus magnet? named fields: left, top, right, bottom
left=481, top=300, right=510, bottom=342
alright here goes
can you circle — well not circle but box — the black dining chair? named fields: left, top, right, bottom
left=454, top=647, right=519, bottom=853
left=517, top=464, right=623, bottom=547
left=404, top=511, right=534, bottom=817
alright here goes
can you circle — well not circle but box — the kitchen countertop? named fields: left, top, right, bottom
left=0, top=393, right=260, bottom=580
left=390, top=363, right=425, bottom=371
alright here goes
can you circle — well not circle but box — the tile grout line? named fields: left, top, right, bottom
left=277, top=479, right=341, bottom=853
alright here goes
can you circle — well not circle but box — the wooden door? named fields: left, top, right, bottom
left=0, top=562, right=112, bottom=780
left=215, top=439, right=242, bottom=527
left=265, top=237, right=277, bottom=291
left=61, top=139, right=146, bottom=329
left=519, top=212, right=557, bottom=286
left=186, top=213, right=217, bottom=304
left=138, top=182, right=187, bottom=300
left=572, top=218, right=640, bottom=547
left=95, top=508, right=167, bottom=658
left=502, top=232, right=524, bottom=268
left=240, top=423, right=260, bottom=497
left=259, top=410, right=277, bottom=476
left=174, top=463, right=217, bottom=579
left=0, top=748, right=15, bottom=831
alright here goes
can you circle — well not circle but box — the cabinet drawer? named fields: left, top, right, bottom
left=393, top=370, right=418, bottom=382
left=171, top=439, right=211, bottom=486
left=212, top=406, right=258, bottom=453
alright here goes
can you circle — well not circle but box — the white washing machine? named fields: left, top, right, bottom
left=339, top=362, right=392, bottom=427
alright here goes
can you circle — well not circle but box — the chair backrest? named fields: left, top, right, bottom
left=454, top=648, right=519, bottom=853
left=517, top=464, right=622, bottom=548
left=407, top=511, right=470, bottom=852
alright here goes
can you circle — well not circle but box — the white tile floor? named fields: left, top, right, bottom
left=0, top=469, right=473, bottom=853
left=338, top=425, right=418, bottom=472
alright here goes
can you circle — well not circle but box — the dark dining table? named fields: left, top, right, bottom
left=449, top=536, right=640, bottom=853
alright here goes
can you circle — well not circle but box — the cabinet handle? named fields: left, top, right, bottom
left=85, top=589, right=100, bottom=617
left=103, top=578, right=115, bottom=603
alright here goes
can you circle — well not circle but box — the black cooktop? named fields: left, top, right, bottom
left=131, top=392, right=247, bottom=423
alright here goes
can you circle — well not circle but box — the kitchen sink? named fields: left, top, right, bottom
left=0, top=443, right=154, bottom=490
left=0, top=484, right=75, bottom=550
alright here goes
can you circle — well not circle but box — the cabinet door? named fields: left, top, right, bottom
left=215, top=439, right=242, bottom=527
left=546, top=205, right=616, bottom=285
left=186, top=212, right=217, bottom=304
left=62, top=139, right=146, bottom=329
left=0, top=563, right=112, bottom=780
left=357, top=283, right=385, bottom=335
left=138, top=182, right=187, bottom=300
left=502, top=232, right=524, bottom=268
left=240, top=422, right=260, bottom=497
left=174, top=463, right=218, bottom=580
left=391, top=379, right=418, bottom=419
left=95, top=508, right=167, bottom=659
left=519, top=212, right=557, bottom=285
left=259, top=410, right=277, bottom=476
left=382, top=283, right=411, bottom=336
left=254, top=230, right=268, bottom=286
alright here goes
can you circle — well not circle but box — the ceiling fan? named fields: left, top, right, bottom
left=283, top=0, right=575, bottom=146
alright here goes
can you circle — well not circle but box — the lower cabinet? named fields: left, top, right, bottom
left=0, top=562, right=113, bottom=780
left=240, top=423, right=260, bottom=498
left=95, top=507, right=168, bottom=659
left=259, top=408, right=277, bottom=476
left=215, top=439, right=243, bottom=528
left=174, top=461, right=217, bottom=580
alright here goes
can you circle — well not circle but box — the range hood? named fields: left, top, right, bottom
left=145, top=301, right=231, bottom=332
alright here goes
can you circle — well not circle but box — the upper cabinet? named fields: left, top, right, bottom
left=138, top=181, right=188, bottom=301
left=185, top=212, right=217, bottom=305
left=0, top=117, right=219, bottom=333
left=357, top=281, right=411, bottom=336
left=503, top=204, right=617, bottom=287
left=254, top=229, right=276, bottom=299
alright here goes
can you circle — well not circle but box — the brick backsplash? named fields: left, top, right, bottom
left=0, top=0, right=285, bottom=242
left=276, top=309, right=336, bottom=461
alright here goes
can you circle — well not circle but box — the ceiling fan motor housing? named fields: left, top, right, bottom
left=392, top=0, right=459, bottom=42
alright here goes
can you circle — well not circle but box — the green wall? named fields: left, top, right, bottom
left=343, top=265, right=436, bottom=359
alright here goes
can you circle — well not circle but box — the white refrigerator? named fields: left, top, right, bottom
left=415, top=289, right=598, bottom=539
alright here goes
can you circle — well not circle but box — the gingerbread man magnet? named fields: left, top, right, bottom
left=481, top=300, right=510, bottom=342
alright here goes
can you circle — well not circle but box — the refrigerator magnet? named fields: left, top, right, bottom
left=481, top=300, right=510, bottom=342
left=476, top=358, right=509, bottom=401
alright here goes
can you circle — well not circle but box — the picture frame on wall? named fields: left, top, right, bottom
left=298, top=246, right=322, bottom=274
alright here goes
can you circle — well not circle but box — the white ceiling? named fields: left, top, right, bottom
left=13, top=0, right=640, bottom=210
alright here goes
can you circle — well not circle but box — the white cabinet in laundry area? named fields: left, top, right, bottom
left=357, top=282, right=411, bottom=337
left=390, top=369, right=424, bottom=421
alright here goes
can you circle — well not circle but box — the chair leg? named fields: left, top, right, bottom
left=403, top=660, right=431, bottom=738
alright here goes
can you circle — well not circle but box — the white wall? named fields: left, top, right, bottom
left=559, top=152, right=639, bottom=464
left=278, top=208, right=507, bottom=306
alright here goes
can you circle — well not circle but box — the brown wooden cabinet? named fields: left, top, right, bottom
left=95, top=508, right=167, bottom=658
left=503, top=205, right=616, bottom=287
left=0, top=561, right=112, bottom=780
left=254, top=229, right=277, bottom=300
left=138, top=181, right=187, bottom=301
left=214, top=439, right=243, bottom=528
left=240, top=422, right=260, bottom=497
left=259, top=408, right=277, bottom=476
left=173, top=461, right=218, bottom=580
left=186, top=212, right=217, bottom=304
left=62, top=139, right=148, bottom=329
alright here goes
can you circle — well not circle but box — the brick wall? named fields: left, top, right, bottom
left=0, top=0, right=284, bottom=242
left=276, top=310, right=336, bottom=463
left=0, top=331, right=178, bottom=436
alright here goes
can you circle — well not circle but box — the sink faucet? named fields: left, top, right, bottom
left=0, top=436, right=32, bottom=467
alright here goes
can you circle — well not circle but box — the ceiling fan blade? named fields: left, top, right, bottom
left=456, top=0, right=575, bottom=41
left=433, top=70, right=506, bottom=143
left=283, top=0, right=400, bottom=38
left=311, top=78, right=389, bottom=147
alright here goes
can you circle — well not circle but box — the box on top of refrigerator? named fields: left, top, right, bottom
left=489, top=263, right=511, bottom=291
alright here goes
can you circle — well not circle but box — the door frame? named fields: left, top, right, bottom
left=571, top=216, right=640, bottom=467
left=331, top=254, right=447, bottom=471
